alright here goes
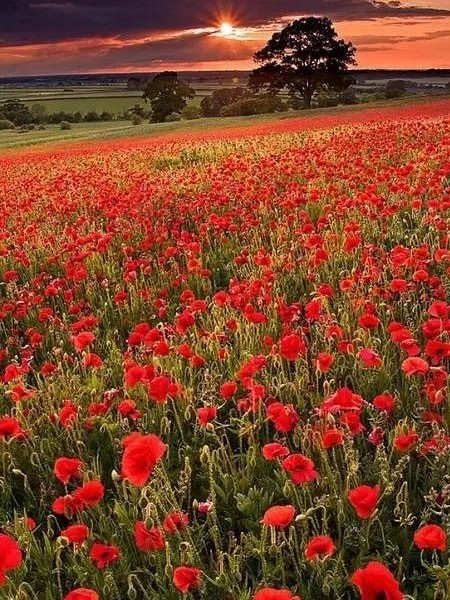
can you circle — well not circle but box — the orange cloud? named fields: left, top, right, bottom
left=1, top=13, right=450, bottom=74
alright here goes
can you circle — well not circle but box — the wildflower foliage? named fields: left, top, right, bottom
left=1, top=100, right=450, bottom=598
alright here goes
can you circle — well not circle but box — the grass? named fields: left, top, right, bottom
left=1, top=93, right=448, bottom=152
left=23, top=96, right=144, bottom=115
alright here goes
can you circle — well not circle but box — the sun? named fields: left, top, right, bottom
left=219, top=22, right=234, bottom=37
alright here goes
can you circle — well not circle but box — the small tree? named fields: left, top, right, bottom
left=143, top=72, right=195, bottom=123
left=0, top=99, right=34, bottom=126
left=129, top=103, right=146, bottom=118
left=328, top=74, right=356, bottom=102
left=83, top=111, right=101, bottom=122
left=250, top=17, right=356, bottom=109
left=165, top=112, right=181, bottom=122
left=127, top=77, right=145, bottom=91
left=180, top=105, right=202, bottom=120
left=221, top=95, right=287, bottom=117
left=339, top=87, right=358, bottom=105
left=30, top=103, right=47, bottom=124
left=200, top=87, right=252, bottom=117
left=385, top=80, right=407, bottom=99
left=0, top=119, right=14, bottom=130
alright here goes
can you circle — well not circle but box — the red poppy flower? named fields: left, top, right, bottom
left=262, top=442, right=290, bottom=460
left=390, top=278, right=408, bottom=293
left=305, top=298, right=322, bottom=320
left=425, top=340, right=450, bottom=364
left=358, top=314, right=380, bottom=329
left=59, top=400, right=78, bottom=428
left=82, top=353, right=103, bottom=369
left=3, top=363, right=22, bottom=382
left=124, top=364, right=147, bottom=388
left=64, top=589, right=99, bottom=600
left=197, top=500, right=213, bottom=513
left=197, top=406, right=217, bottom=427
left=121, top=433, right=167, bottom=486
left=148, top=375, right=179, bottom=403
left=394, top=431, right=418, bottom=452
left=261, top=505, right=296, bottom=528
left=163, top=511, right=189, bottom=535
left=0, top=534, right=22, bottom=586
left=282, top=454, right=318, bottom=485
left=321, top=428, right=344, bottom=448
left=266, top=402, right=299, bottom=432
left=348, top=485, right=380, bottom=519
left=71, top=331, right=95, bottom=352
left=400, top=338, right=421, bottom=357
left=219, top=381, right=237, bottom=398
left=279, top=334, right=306, bottom=361
left=401, top=357, right=429, bottom=376
left=89, top=542, right=120, bottom=569
left=351, top=561, right=403, bottom=600
left=304, top=535, right=336, bottom=560
left=72, top=480, right=105, bottom=508
left=0, top=416, right=24, bottom=439
left=414, top=524, right=447, bottom=551
left=340, top=412, right=365, bottom=435
left=54, top=457, right=83, bottom=484
left=134, top=522, right=165, bottom=552
left=60, top=524, right=90, bottom=545
left=321, top=387, right=363, bottom=413
left=253, top=589, right=301, bottom=600
left=172, top=566, right=202, bottom=593
left=368, top=427, right=384, bottom=446
left=358, top=348, right=382, bottom=368
left=316, top=352, right=334, bottom=373
left=178, top=343, right=194, bottom=359
left=52, top=494, right=84, bottom=517
left=372, top=393, right=395, bottom=413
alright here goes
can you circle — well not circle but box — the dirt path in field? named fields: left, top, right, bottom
left=2, top=97, right=450, bottom=164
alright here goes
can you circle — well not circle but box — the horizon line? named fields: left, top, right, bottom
left=2, top=67, right=450, bottom=80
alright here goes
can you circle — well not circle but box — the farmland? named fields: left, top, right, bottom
left=1, top=95, right=449, bottom=152
left=0, top=99, right=450, bottom=599
left=0, top=81, right=237, bottom=120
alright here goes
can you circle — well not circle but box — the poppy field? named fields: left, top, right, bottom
left=1, top=100, right=450, bottom=600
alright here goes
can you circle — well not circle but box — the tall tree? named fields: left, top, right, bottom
left=142, top=72, right=195, bottom=123
left=250, top=17, right=357, bottom=109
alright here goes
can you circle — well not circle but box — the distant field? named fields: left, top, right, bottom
left=23, top=96, right=142, bottom=114
left=0, top=84, right=229, bottom=115
left=7, top=76, right=448, bottom=120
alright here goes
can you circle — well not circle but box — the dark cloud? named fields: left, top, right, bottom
left=0, top=30, right=258, bottom=75
left=1, top=0, right=450, bottom=46
left=1, top=0, right=450, bottom=74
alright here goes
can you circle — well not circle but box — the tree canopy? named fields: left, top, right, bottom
left=200, top=87, right=252, bottom=117
left=0, top=99, right=34, bottom=126
left=142, top=72, right=195, bottom=123
left=250, top=17, right=357, bottom=109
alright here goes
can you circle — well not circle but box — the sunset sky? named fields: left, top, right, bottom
left=1, top=0, right=450, bottom=76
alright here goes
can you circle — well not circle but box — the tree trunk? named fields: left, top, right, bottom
left=303, top=87, right=313, bottom=109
